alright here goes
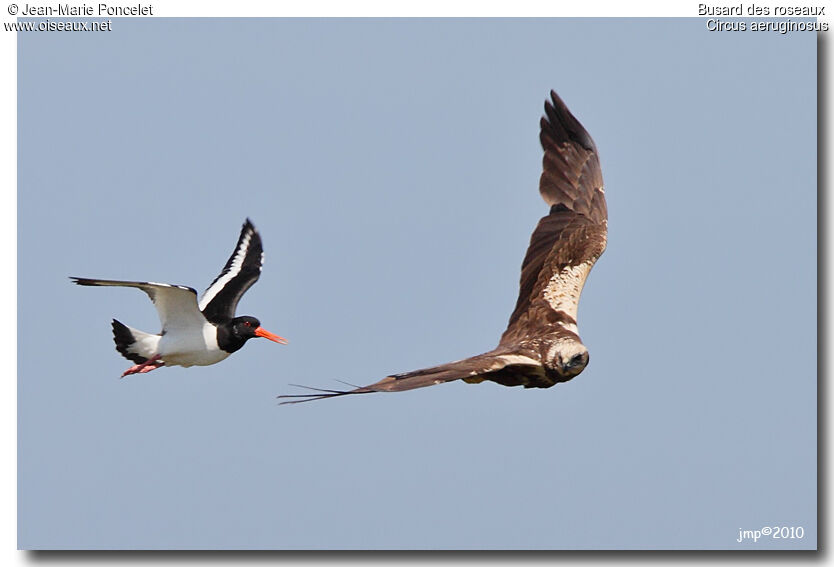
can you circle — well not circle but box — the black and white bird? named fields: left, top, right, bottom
left=72, top=218, right=287, bottom=377
left=279, top=90, right=607, bottom=403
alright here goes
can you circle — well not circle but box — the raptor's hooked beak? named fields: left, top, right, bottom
left=255, top=327, right=289, bottom=345
left=558, top=351, right=589, bottom=378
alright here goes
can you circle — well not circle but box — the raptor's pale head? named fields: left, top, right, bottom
left=546, top=339, right=590, bottom=381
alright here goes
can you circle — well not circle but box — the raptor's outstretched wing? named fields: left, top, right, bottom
left=499, top=90, right=607, bottom=347
left=279, top=352, right=545, bottom=404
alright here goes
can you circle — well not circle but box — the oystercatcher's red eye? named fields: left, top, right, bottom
left=244, top=321, right=251, bottom=327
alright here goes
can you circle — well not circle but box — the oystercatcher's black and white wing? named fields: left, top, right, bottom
left=71, top=279, right=203, bottom=331
left=279, top=90, right=607, bottom=404
left=199, top=218, right=264, bottom=324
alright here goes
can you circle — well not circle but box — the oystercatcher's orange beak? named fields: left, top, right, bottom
left=255, top=327, right=289, bottom=345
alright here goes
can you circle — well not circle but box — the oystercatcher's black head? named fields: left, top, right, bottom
left=218, top=316, right=288, bottom=354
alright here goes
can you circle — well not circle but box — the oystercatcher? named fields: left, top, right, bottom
left=72, top=218, right=287, bottom=377
left=279, top=90, right=607, bottom=403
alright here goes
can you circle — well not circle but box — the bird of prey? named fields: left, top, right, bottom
left=280, top=90, right=607, bottom=403
left=72, top=218, right=288, bottom=377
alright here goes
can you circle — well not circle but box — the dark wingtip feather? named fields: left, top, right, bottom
left=277, top=384, right=375, bottom=405
left=541, top=90, right=596, bottom=153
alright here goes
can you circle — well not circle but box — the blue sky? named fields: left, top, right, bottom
left=18, top=18, right=816, bottom=549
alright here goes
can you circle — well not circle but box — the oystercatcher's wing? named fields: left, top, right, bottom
left=278, top=352, right=543, bottom=404
left=71, top=278, right=204, bottom=333
left=199, top=218, right=264, bottom=324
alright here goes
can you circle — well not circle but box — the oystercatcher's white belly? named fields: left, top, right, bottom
left=157, top=324, right=230, bottom=368
left=163, top=348, right=230, bottom=367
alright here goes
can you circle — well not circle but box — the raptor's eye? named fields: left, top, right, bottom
left=569, top=353, right=585, bottom=366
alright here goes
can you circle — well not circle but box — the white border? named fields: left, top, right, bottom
left=3, top=1, right=830, bottom=564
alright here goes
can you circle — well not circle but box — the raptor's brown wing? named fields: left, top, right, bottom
left=500, top=90, right=607, bottom=346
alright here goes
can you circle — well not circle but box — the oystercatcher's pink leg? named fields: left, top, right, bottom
left=121, top=354, right=164, bottom=378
